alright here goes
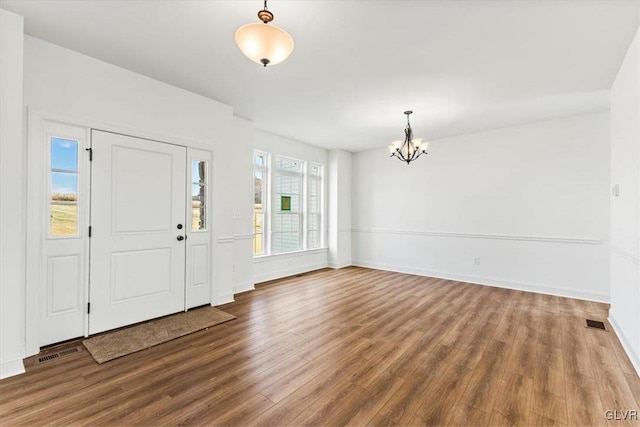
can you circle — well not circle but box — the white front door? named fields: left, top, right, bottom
left=89, top=130, right=187, bottom=334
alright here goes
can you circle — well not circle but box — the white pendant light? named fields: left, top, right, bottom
left=235, top=0, right=295, bottom=67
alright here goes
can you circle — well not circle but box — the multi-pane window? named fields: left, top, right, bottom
left=253, top=152, right=267, bottom=255
left=272, top=156, right=303, bottom=253
left=50, top=137, right=79, bottom=237
left=307, top=163, right=322, bottom=249
left=191, top=160, right=208, bottom=231
left=253, top=150, right=323, bottom=256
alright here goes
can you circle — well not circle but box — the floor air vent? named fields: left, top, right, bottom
left=37, top=346, right=81, bottom=364
left=586, top=319, right=606, bottom=330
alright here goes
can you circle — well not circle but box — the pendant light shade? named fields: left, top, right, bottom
left=235, top=1, right=294, bottom=67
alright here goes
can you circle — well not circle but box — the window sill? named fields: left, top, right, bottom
left=253, top=247, right=328, bottom=263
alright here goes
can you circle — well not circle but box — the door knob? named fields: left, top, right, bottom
left=177, top=235, right=185, bottom=241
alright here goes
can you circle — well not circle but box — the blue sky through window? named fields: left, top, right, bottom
left=51, top=138, right=78, bottom=194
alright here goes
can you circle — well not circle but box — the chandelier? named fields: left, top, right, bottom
left=388, top=111, right=429, bottom=165
left=235, top=0, right=295, bottom=67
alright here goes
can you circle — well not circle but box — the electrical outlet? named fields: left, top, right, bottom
left=473, top=257, right=480, bottom=266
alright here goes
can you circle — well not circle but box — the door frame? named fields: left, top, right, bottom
left=25, top=108, right=219, bottom=357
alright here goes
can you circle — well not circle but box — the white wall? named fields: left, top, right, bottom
left=609, top=25, right=640, bottom=375
left=231, top=116, right=255, bottom=294
left=353, top=112, right=611, bottom=302
left=0, top=8, right=26, bottom=379
left=328, top=149, right=352, bottom=268
left=253, top=130, right=329, bottom=283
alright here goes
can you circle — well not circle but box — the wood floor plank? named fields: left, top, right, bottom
left=534, top=343, right=566, bottom=398
left=0, top=266, right=636, bottom=427
left=412, top=362, right=475, bottom=426
left=530, top=388, right=568, bottom=425
left=504, top=325, right=538, bottom=379
left=339, top=371, right=405, bottom=426
left=565, top=381, right=608, bottom=427
left=447, top=404, right=493, bottom=426
left=492, top=373, right=533, bottom=426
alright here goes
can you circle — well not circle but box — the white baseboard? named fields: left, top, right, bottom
left=328, top=260, right=352, bottom=269
left=608, top=314, right=640, bottom=377
left=214, top=293, right=235, bottom=306
left=254, top=262, right=328, bottom=285
left=0, top=353, right=25, bottom=379
left=352, top=260, right=609, bottom=303
left=233, top=281, right=255, bottom=295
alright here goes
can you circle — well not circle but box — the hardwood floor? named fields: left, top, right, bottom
left=1, top=267, right=638, bottom=426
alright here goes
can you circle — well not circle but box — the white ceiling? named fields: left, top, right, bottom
left=1, top=0, right=638, bottom=151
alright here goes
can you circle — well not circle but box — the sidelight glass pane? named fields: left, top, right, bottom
left=192, top=206, right=206, bottom=231
left=51, top=138, right=78, bottom=171
left=50, top=138, right=79, bottom=237
left=191, top=159, right=207, bottom=231
left=192, top=184, right=206, bottom=208
left=191, top=160, right=206, bottom=185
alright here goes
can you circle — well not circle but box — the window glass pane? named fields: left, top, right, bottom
left=275, top=156, right=303, bottom=173
left=51, top=138, right=78, bottom=171
left=192, top=207, right=206, bottom=231
left=307, top=230, right=319, bottom=249
left=273, top=213, right=301, bottom=252
left=254, top=152, right=267, bottom=256
left=254, top=170, right=263, bottom=205
left=307, top=165, right=322, bottom=249
left=50, top=182, right=78, bottom=236
left=253, top=212, right=264, bottom=255
left=191, top=159, right=207, bottom=231
left=192, top=184, right=206, bottom=208
left=50, top=137, right=79, bottom=237
left=191, top=160, right=206, bottom=185
left=309, top=163, right=321, bottom=177
left=308, top=213, right=320, bottom=231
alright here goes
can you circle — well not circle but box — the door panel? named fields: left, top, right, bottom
left=90, top=130, right=187, bottom=334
